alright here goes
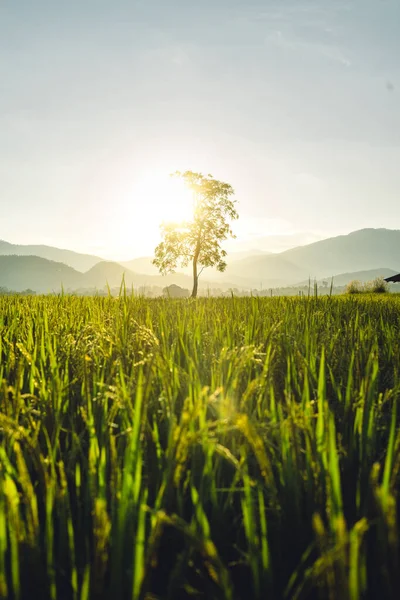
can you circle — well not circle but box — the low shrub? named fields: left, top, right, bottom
left=370, top=276, right=389, bottom=294
left=346, top=279, right=363, bottom=294
left=346, top=277, right=389, bottom=294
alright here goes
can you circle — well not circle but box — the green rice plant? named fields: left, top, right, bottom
left=0, top=294, right=399, bottom=598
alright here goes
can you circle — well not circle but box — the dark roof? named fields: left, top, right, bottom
left=384, top=273, right=400, bottom=283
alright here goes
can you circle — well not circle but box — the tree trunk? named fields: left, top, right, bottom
left=191, top=238, right=202, bottom=299
left=191, top=254, right=199, bottom=298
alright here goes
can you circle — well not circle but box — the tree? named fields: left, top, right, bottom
left=153, top=171, right=238, bottom=298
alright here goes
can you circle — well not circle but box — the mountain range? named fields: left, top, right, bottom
left=0, top=256, right=218, bottom=294
left=0, top=228, right=399, bottom=293
left=0, top=240, right=101, bottom=272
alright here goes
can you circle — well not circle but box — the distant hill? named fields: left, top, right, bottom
left=0, top=256, right=239, bottom=294
left=84, top=261, right=134, bottom=288
left=0, top=240, right=102, bottom=272
left=120, top=257, right=159, bottom=276
left=119, top=229, right=400, bottom=288
left=121, top=250, right=271, bottom=278
left=0, top=256, right=84, bottom=292
left=2, top=228, right=400, bottom=292
left=83, top=261, right=197, bottom=290
left=82, top=261, right=241, bottom=292
left=281, top=229, right=400, bottom=277
left=224, top=253, right=307, bottom=287
left=219, top=228, right=400, bottom=287
left=0, top=257, right=160, bottom=293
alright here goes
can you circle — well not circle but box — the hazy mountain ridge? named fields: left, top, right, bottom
left=121, top=249, right=271, bottom=278
left=224, top=254, right=307, bottom=287
left=0, top=240, right=103, bottom=272
left=222, top=228, right=400, bottom=287
left=0, top=255, right=84, bottom=292
left=0, top=256, right=236, bottom=293
left=281, top=229, right=400, bottom=275
left=1, top=228, right=399, bottom=292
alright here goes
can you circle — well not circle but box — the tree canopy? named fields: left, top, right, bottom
left=153, top=171, right=238, bottom=298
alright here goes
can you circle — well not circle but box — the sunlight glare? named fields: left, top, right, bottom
left=133, top=171, right=194, bottom=226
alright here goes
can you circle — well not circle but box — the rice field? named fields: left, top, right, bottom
left=0, top=293, right=400, bottom=599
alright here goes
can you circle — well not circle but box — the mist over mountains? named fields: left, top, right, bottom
left=0, top=228, right=399, bottom=294
left=0, top=240, right=101, bottom=272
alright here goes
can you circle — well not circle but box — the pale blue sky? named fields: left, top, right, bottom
left=1, top=0, right=399, bottom=258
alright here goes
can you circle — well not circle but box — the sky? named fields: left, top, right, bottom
left=1, top=0, right=399, bottom=259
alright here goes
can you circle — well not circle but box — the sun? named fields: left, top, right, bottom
left=132, top=170, right=194, bottom=225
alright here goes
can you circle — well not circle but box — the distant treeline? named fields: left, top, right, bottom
left=0, top=287, right=37, bottom=296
